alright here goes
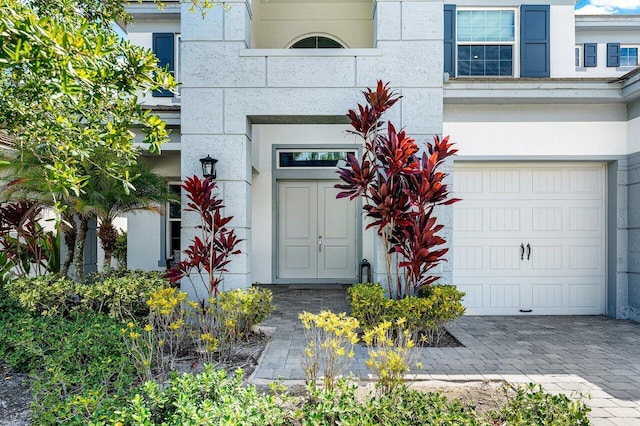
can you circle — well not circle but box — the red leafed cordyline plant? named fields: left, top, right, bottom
left=336, top=81, right=460, bottom=299
left=0, top=200, right=59, bottom=283
left=165, top=176, right=243, bottom=309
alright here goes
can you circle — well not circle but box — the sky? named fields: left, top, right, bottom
left=575, top=0, right=640, bottom=14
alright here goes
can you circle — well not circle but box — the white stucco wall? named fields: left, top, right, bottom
left=444, top=104, right=628, bottom=157
left=575, top=25, right=640, bottom=78
left=127, top=211, right=164, bottom=271
left=628, top=115, right=640, bottom=154
left=551, top=5, right=576, bottom=78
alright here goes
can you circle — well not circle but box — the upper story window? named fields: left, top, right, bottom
left=290, top=36, right=345, bottom=49
left=444, top=5, right=550, bottom=79
left=456, top=9, right=515, bottom=77
left=152, top=33, right=180, bottom=98
left=620, top=46, right=638, bottom=67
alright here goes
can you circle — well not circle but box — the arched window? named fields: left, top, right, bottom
left=290, top=36, right=344, bottom=49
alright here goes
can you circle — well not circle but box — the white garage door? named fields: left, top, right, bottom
left=453, top=163, right=605, bottom=315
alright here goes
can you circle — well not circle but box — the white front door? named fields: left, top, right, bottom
left=278, top=181, right=357, bottom=280
left=453, top=163, right=606, bottom=315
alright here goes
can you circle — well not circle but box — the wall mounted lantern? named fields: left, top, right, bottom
left=199, top=155, right=218, bottom=179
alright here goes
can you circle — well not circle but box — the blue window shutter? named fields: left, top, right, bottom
left=444, top=4, right=456, bottom=77
left=584, top=43, right=597, bottom=67
left=607, top=43, right=620, bottom=67
left=520, top=5, right=550, bottom=78
left=152, top=33, right=175, bottom=98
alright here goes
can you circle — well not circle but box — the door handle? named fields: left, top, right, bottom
left=318, top=236, right=322, bottom=253
left=520, top=243, right=525, bottom=260
left=526, top=243, right=531, bottom=260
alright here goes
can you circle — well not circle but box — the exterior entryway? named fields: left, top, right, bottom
left=277, top=181, right=357, bottom=280
left=453, top=162, right=606, bottom=315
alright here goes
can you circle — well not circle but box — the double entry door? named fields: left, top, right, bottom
left=277, top=181, right=357, bottom=280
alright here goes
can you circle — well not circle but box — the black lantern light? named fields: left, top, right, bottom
left=199, top=155, right=218, bottom=179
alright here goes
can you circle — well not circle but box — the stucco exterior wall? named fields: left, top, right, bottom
left=444, top=104, right=628, bottom=157
left=179, top=0, right=447, bottom=292
left=575, top=27, right=640, bottom=78
left=127, top=211, right=164, bottom=271
left=626, top=153, right=640, bottom=322
left=253, top=1, right=374, bottom=48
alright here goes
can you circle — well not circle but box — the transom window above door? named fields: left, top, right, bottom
left=277, top=150, right=356, bottom=169
left=457, top=9, right=515, bottom=77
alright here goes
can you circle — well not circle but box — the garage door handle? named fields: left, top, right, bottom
left=520, top=243, right=525, bottom=260
left=526, top=243, right=531, bottom=260
left=318, top=236, right=322, bottom=253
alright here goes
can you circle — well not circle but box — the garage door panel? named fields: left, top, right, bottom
left=453, top=246, right=483, bottom=271
left=532, top=169, right=563, bottom=193
left=489, top=245, right=522, bottom=270
left=531, top=283, right=563, bottom=309
left=490, top=207, right=522, bottom=231
left=489, top=284, right=520, bottom=309
left=456, top=284, right=483, bottom=309
left=453, top=162, right=605, bottom=316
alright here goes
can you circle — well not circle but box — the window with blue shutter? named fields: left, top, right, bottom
left=520, top=5, right=550, bottom=78
left=607, top=43, right=621, bottom=67
left=152, top=33, right=175, bottom=98
left=584, top=43, right=597, bottom=67
left=444, top=4, right=456, bottom=76
left=456, top=9, right=515, bottom=77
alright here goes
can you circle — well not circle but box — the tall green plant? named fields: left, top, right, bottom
left=336, top=81, right=459, bottom=299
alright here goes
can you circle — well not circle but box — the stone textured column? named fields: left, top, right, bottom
left=180, top=1, right=253, bottom=295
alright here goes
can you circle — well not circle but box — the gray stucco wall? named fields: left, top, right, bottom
left=627, top=152, right=640, bottom=321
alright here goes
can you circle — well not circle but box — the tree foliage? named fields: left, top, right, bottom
left=0, top=0, right=175, bottom=203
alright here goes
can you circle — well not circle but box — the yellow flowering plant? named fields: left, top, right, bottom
left=147, top=287, right=188, bottom=372
left=363, top=317, right=422, bottom=394
left=299, top=310, right=359, bottom=391
left=120, top=322, right=155, bottom=381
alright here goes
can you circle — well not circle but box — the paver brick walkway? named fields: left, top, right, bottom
left=250, top=285, right=640, bottom=425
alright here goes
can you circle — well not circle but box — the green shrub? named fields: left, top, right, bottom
left=347, top=282, right=391, bottom=328
left=79, top=270, right=171, bottom=321
left=114, top=365, right=288, bottom=425
left=4, top=270, right=171, bottom=320
left=489, top=383, right=591, bottom=425
left=348, top=283, right=465, bottom=345
left=301, top=379, right=362, bottom=426
left=302, top=381, right=480, bottom=426
left=0, top=310, right=136, bottom=424
left=190, top=287, right=274, bottom=363
left=416, top=284, right=466, bottom=345
left=217, top=286, right=274, bottom=337
left=351, top=386, right=480, bottom=426
left=5, top=275, right=78, bottom=316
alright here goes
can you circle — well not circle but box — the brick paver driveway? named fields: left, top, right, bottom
left=251, top=286, right=640, bottom=425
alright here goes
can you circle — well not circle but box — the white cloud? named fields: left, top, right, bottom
left=590, top=0, right=640, bottom=9
left=575, top=4, right=616, bottom=14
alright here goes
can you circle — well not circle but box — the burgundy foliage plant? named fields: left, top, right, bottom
left=0, top=200, right=59, bottom=283
left=165, top=176, right=243, bottom=306
left=336, top=81, right=459, bottom=299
